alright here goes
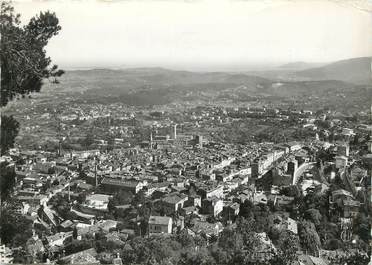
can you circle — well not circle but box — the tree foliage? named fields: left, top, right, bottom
left=0, top=115, right=19, bottom=155
left=298, top=220, right=321, bottom=256
left=0, top=161, right=16, bottom=201
left=1, top=1, right=64, bottom=107
left=0, top=205, right=33, bottom=246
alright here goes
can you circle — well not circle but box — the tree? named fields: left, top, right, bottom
left=239, top=199, right=254, bottom=219
left=235, top=217, right=260, bottom=250
left=177, top=229, right=195, bottom=249
left=304, top=208, right=322, bottom=226
left=0, top=206, right=33, bottom=247
left=64, top=239, right=93, bottom=256
left=108, top=190, right=134, bottom=211
left=1, top=1, right=64, bottom=107
left=218, top=227, right=243, bottom=252
left=72, top=226, right=78, bottom=239
left=298, top=220, right=321, bottom=256
left=353, top=212, right=370, bottom=242
left=270, top=231, right=299, bottom=265
left=0, top=115, right=19, bottom=155
left=76, top=192, right=87, bottom=204
left=0, top=161, right=16, bottom=201
left=280, top=185, right=301, bottom=199
left=0, top=2, right=64, bottom=201
left=178, top=248, right=215, bottom=265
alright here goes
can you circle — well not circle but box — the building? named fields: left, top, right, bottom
left=148, top=216, right=172, bottom=235
left=69, top=150, right=100, bottom=159
left=46, top=232, right=73, bottom=247
left=223, top=202, right=240, bottom=218
left=0, top=244, right=13, bottom=264
left=335, top=156, right=348, bottom=169
left=342, top=199, right=360, bottom=218
left=170, top=124, right=177, bottom=140
left=331, top=189, right=354, bottom=205
left=367, top=140, right=372, bottom=152
left=285, top=142, right=302, bottom=152
left=194, top=135, right=203, bottom=148
left=162, top=193, right=188, bottom=213
left=341, top=128, right=354, bottom=136
left=198, top=185, right=224, bottom=199
left=201, top=197, right=224, bottom=217
left=287, top=160, right=298, bottom=176
left=272, top=171, right=292, bottom=187
left=185, top=195, right=201, bottom=207
left=337, top=144, right=350, bottom=157
left=101, top=178, right=145, bottom=194
left=252, top=160, right=264, bottom=178
left=81, top=194, right=111, bottom=214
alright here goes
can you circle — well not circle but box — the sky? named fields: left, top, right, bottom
left=13, top=0, right=372, bottom=70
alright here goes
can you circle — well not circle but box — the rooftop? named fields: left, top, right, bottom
left=148, top=216, right=172, bottom=225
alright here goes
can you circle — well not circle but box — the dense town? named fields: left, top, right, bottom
left=1, top=1, right=372, bottom=265
left=1, top=103, right=371, bottom=265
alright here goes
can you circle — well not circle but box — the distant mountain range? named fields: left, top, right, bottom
left=279, top=61, right=324, bottom=70
left=295, top=57, right=371, bottom=84
left=37, top=57, right=371, bottom=109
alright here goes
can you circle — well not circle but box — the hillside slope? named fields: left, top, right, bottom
left=296, top=57, right=371, bottom=84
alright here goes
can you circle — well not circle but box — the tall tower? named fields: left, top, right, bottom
left=150, top=131, right=153, bottom=149
left=95, top=163, right=98, bottom=187
left=171, top=124, right=177, bottom=140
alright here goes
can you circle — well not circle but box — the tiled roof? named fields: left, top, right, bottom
left=101, top=177, right=140, bottom=187
left=148, top=216, right=172, bottom=225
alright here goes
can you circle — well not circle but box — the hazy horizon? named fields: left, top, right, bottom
left=14, top=0, right=372, bottom=71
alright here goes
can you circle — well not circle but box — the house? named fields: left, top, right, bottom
left=33, top=161, right=55, bottom=174
left=17, top=194, right=48, bottom=206
left=185, top=195, right=201, bottom=207
left=223, top=202, right=240, bottom=218
left=270, top=195, right=295, bottom=206
left=335, top=156, right=348, bottom=169
left=39, top=206, right=61, bottom=227
left=69, top=150, right=100, bottom=159
left=0, top=244, right=13, bottom=264
left=201, top=197, right=224, bottom=217
left=46, top=232, right=73, bottom=247
left=285, top=142, right=302, bottom=152
left=341, top=199, right=360, bottom=218
left=101, top=178, right=145, bottom=194
left=81, top=194, right=111, bottom=214
left=148, top=216, right=172, bottom=235
left=253, top=191, right=268, bottom=205
left=331, top=189, right=353, bottom=204
left=59, top=220, right=74, bottom=232
left=180, top=206, right=198, bottom=216
left=162, top=193, right=188, bottom=213
left=198, top=185, right=224, bottom=199
left=286, top=217, right=298, bottom=234
left=78, top=220, right=118, bottom=236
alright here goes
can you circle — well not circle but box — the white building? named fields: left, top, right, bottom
left=335, top=156, right=348, bottom=169
left=148, top=216, right=172, bottom=235
left=0, top=244, right=13, bottom=264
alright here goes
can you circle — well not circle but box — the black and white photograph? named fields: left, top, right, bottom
left=0, top=0, right=371, bottom=264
